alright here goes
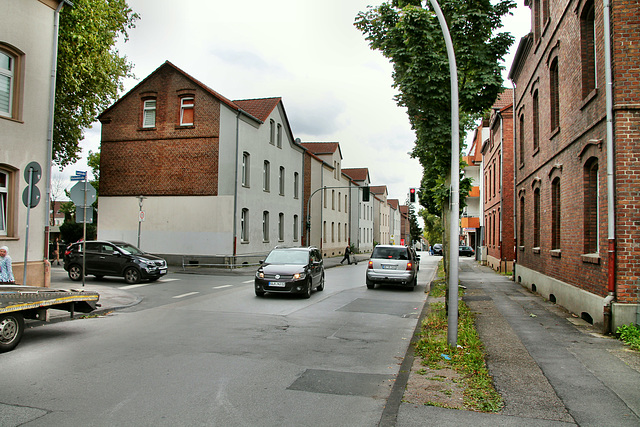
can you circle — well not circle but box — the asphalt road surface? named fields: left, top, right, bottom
left=1, top=254, right=438, bottom=426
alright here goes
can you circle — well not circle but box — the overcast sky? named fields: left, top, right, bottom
left=57, top=0, right=531, bottom=206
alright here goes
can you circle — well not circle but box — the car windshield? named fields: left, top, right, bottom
left=264, top=250, right=309, bottom=265
left=371, top=247, right=408, bottom=260
left=115, top=243, right=145, bottom=255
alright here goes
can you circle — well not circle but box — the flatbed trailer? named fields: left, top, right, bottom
left=0, top=285, right=100, bottom=353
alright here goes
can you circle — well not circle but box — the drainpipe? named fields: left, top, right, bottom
left=44, top=0, right=69, bottom=261
left=512, top=82, right=517, bottom=281
left=603, top=0, right=616, bottom=333
left=498, top=110, right=504, bottom=271
left=232, top=110, right=241, bottom=262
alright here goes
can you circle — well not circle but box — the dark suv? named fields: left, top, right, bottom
left=64, top=240, right=168, bottom=284
left=254, top=247, right=324, bottom=298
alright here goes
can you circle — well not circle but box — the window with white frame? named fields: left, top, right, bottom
left=142, top=99, right=156, bottom=128
left=0, top=169, right=9, bottom=235
left=293, top=172, right=299, bottom=199
left=279, top=166, right=285, bottom=196
left=269, top=120, right=275, bottom=145
left=263, top=161, right=270, bottom=192
left=277, top=124, right=282, bottom=148
left=240, top=208, right=249, bottom=242
left=0, top=49, right=17, bottom=118
left=278, top=213, right=284, bottom=241
left=180, top=97, right=194, bottom=126
left=242, top=152, right=250, bottom=187
left=263, top=211, right=269, bottom=242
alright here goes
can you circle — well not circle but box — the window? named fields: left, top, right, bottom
left=278, top=213, right=284, bottom=241
left=550, top=57, right=560, bottom=132
left=262, top=211, right=269, bottom=242
left=242, top=152, right=250, bottom=187
left=331, top=222, right=335, bottom=242
left=142, top=99, right=156, bottom=128
left=332, top=190, right=335, bottom=210
left=580, top=0, right=596, bottom=97
left=338, top=192, right=341, bottom=211
left=519, top=113, right=525, bottom=164
left=551, top=178, right=561, bottom=249
left=584, top=158, right=599, bottom=253
left=532, top=90, right=540, bottom=151
left=240, top=208, right=249, bottom=242
left=345, top=195, right=348, bottom=213
left=269, top=120, right=275, bottom=145
left=0, top=169, right=9, bottom=235
left=534, top=188, right=541, bottom=248
left=345, top=224, right=348, bottom=241
left=293, top=215, right=299, bottom=241
left=338, top=222, right=341, bottom=242
left=520, top=196, right=525, bottom=247
left=323, top=221, right=327, bottom=243
left=279, top=166, right=285, bottom=196
left=293, top=172, right=299, bottom=199
left=0, top=46, right=21, bottom=119
left=277, top=124, right=282, bottom=148
left=263, top=161, right=270, bottom=192
left=533, top=0, right=541, bottom=40
left=180, top=97, right=194, bottom=126
left=324, top=188, right=327, bottom=208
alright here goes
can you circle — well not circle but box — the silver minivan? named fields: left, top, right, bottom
left=366, top=245, right=418, bottom=290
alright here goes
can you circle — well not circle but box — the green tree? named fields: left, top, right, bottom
left=419, top=208, right=444, bottom=247
left=355, top=0, right=515, bottom=215
left=87, top=150, right=100, bottom=194
left=54, top=0, right=139, bottom=167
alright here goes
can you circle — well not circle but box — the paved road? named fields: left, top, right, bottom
left=1, top=253, right=437, bottom=426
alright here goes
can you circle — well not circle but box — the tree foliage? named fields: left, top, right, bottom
left=355, top=0, right=515, bottom=215
left=54, top=0, right=139, bottom=167
left=419, top=208, right=444, bottom=246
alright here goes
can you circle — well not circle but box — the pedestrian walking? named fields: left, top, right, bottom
left=53, top=237, right=61, bottom=266
left=340, top=245, right=352, bottom=265
left=0, top=246, right=15, bottom=284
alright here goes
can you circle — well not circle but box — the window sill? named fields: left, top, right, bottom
left=532, top=147, right=540, bottom=157
left=550, top=249, right=561, bottom=258
left=581, top=253, right=600, bottom=264
left=240, top=240, right=249, bottom=244
left=0, top=115, right=24, bottom=124
left=139, top=127, right=157, bottom=131
left=175, top=125, right=195, bottom=130
left=533, top=247, right=541, bottom=254
left=550, top=127, right=561, bottom=140
left=580, top=88, right=598, bottom=110
left=518, top=245, right=525, bottom=252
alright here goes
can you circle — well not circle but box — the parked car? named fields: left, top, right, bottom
left=254, top=247, right=324, bottom=298
left=459, top=245, right=475, bottom=257
left=432, top=243, right=443, bottom=256
left=64, top=240, right=168, bottom=284
left=366, top=245, right=418, bottom=290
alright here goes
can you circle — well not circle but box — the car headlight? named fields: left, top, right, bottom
left=256, top=271, right=264, bottom=279
left=293, top=272, right=306, bottom=280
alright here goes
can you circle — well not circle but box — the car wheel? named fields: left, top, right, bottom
left=366, top=278, right=375, bottom=290
left=317, top=274, right=325, bottom=291
left=0, top=313, right=25, bottom=353
left=124, top=267, right=141, bottom=284
left=68, top=264, right=83, bottom=281
left=302, top=279, right=312, bottom=299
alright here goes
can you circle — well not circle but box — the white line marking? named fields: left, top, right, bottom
left=173, top=292, right=200, bottom=299
left=159, top=278, right=180, bottom=282
left=213, top=285, right=233, bottom=289
left=119, top=283, right=153, bottom=290
left=242, top=280, right=254, bottom=284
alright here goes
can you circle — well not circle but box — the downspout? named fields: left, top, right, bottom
left=44, top=0, right=68, bottom=260
left=603, top=0, right=616, bottom=332
left=498, top=111, right=504, bottom=270
left=232, top=110, right=241, bottom=261
left=512, top=81, right=518, bottom=281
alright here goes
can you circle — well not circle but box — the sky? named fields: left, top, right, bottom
left=56, top=0, right=531, bottom=207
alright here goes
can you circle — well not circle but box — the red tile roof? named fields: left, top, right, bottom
left=341, top=168, right=369, bottom=182
left=369, top=185, right=387, bottom=195
left=493, top=89, right=513, bottom=110
left=300, top=142, right=340, bottom=155
left=388, top=199, right=399, bottom=209
left=233, top=97, right=281, bottom=122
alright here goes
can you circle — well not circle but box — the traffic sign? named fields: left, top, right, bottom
left=75, top=206, right=93, bottom=223
left=70, top=170, right=87, bottom=181
left=22, top=185, right=41, bottom=208
left=69, top=181, right=97, bottom=206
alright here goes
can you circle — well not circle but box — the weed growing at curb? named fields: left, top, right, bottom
left=617, top=323, right=640, bottom=351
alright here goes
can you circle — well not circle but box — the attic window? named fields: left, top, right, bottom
left=180, top=97, right=194, bottom=126
left=142, top=99, right=156, bottom=128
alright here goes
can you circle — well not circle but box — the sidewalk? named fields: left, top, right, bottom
left=395, top=261, right=640, bottom=427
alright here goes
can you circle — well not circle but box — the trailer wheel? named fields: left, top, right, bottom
left=0, top=313, right=25, bottom=353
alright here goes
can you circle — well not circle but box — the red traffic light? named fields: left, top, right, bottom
left=409, top=188, right=416, bottom=202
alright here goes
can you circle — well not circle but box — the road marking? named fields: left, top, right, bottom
left=119, top=283, right=153, bottom=290
left=242, top=280, right=254, bottom=284
left=159, top=278, right=180, bottom=282
left=213, top=285, right=233, bottom=289
left=173, top=292, right=199, bottom=299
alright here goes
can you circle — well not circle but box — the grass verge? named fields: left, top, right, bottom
left=414, top=277, right=503, bottom=413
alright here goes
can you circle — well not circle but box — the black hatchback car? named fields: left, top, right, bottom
left=64, top=240, right=168, bottom=284
left=254, top=247, right=324, bottom=298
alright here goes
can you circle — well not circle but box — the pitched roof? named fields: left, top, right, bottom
left=493, top=89, right=514, bottom=110
left=388, top=199, right=399, bottom=210
left=369, top=185, right=388, bottom=195
left=233, top=97, right=281, bottom=122
left=300, top=142, right=341, bottom=157
left=341, top=168, right=369, bottom=182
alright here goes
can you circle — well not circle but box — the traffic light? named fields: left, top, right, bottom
left=409, top=188, right=416, bottom=203
left=362, top=185, right=370, bottom=202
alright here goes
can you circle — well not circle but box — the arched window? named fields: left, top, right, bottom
left=549, top=57, right=560, bottom=132
left=240, top=208, right=249, bottom=242
left=534, top=188, right=541, bottom=248
left=580, top=0, right=596, bottom=97
left=242, top=152, right=250, bottom=187
left=263, top=161, right=270, bottom=192
left=583, top=158, right=599, bottom=253
left=262, top=211, right=269, bottom=242
left=551, top=178, right=561, bottom=250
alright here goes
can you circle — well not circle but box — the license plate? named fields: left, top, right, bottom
left=269, top=281, right=286, bottom=287
left=160, top=268, right=167, bottom=274
left=382, top=265, right=395, bottom=270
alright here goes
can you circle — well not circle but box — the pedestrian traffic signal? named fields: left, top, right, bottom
left=363, top=185, right=370, bottom=202
left=409, top=188, right=416, bottom=203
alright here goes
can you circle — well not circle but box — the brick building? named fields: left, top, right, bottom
left=481, top=90, right=515, bottom=273
left=509, top=0, right=639, bottom=330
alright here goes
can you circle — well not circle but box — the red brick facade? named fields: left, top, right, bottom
left=510, top=0, right=639, bottom=305
left=99, top=63, right=220, bottom=196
